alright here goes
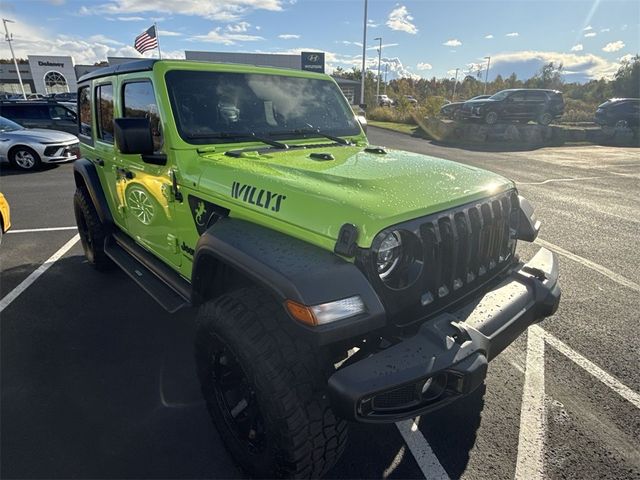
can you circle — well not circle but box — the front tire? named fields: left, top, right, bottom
left=484, top=111, right=498, bottom=125
left=9, top=146, right=41, bottom=171
left=195, top=287, right=348, bottom=478
left=73, top=188, right=112, bottom=271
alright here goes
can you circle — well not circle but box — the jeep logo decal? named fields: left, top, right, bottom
left=231, top=182, right=286, bottom=213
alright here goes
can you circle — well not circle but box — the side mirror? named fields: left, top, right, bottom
left=114, top=117, right=166, bottom=165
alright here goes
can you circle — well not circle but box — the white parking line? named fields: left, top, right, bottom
left=396, top=418, right=450, bottom=480
left=535, top=238, right=640, bottom=294
left=537, top=325, right=640, bottom=409
left=8, top=226, right=78, bottom=234
left=0, top=234, right=80, bottom=314
left=518, top=176, right=604, bottom=185
left=515, top=326, right=546, bottom=480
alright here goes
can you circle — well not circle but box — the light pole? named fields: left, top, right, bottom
left=2, top=18, right=26, bottom=99
left=374, top=37, right=382, bottom=98
left=483, top=56, right=491, bottom=94
left=452, top=67, right=459, bottom=100
left=359, top=0, right=368, bottom=106
left=384, top=64, right=388, bottom=94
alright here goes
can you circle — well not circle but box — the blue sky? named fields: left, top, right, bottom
left=1, top=0, right=638, bottom=82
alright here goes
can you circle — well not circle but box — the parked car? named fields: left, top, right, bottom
left=0, top=191, right=10, bottom=245
left=594, top=98, right=640, bottom=129
left=0, top=100, right=78, bottom=135
left=72, top=59, right=559, bottom=478
left=0, top=116, right=80, bottom=171
left=376, top=94, right=394, bottom=107
left=440, top=95, right=491, bottom=120
left=51, top=92, right=78, bottom=102
left=460, top=89, right=565, bottom=125
left=404, top=95, right=418, bottom=105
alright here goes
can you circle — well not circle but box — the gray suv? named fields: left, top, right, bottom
left=0, top=101, right=78, bottom=135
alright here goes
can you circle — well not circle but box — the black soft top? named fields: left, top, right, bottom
left=77, top=59, right=158, bottom=83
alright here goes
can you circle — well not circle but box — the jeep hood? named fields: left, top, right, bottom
left=197, top=145, right=514, bottom=248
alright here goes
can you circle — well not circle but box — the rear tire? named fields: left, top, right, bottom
left=538, top=113, right=553, bottom=126
left=195, top=287, right=348, bottom=478
left=73, top=188, right=112, bottom=271
left=484, top=111, right=498, bottom=125
left=9, top=146, right=41, bottom=171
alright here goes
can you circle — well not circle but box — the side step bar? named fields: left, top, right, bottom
left=104, top=232, right=192, bottom=313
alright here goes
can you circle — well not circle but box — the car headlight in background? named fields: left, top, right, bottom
left=376, top=231, right=402, bottom=279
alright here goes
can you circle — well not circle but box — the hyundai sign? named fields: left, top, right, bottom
left=301, top=52, right=325, bottom=73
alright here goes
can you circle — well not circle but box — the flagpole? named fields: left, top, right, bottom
left=154, top=22, right=162, bottom=59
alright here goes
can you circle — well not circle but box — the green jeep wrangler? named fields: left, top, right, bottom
left=73, top=60, right=560, bottom=478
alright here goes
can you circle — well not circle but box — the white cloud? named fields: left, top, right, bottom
left=226, top=21, right=251, bottom=33
left=386, top=5, right=418, bottom=34
left=600, top=28, right=610, bottom=32
left=621, top=24, right=628, bottom=31
left=339, top=40, right=363, bottom=47
left=88, top=34, right=124, bottom=46
left=485, top=34, right=494, bottom=39
left=443, top=39, right=462, bottom=47
left=602, top=41, right=625, bottom=52
left=618, top=53, right=635, bottom=63
left=367, top=19, right=379, bottom=28
left=278, top=34, right=300, bottom=40
left=506, top=32, right=519, bottom=37
left=571, top=44, right=584, bottom=52
left=417, top=62, right=432, bottom=70
left=488, top=50, right=622, bottom=81
left=159, top=30, right=182, bottom=37
left=584, top=25, right=593, bottom=31
left=108, top=16, right=146, bottom=21
left=79, top=0, right=285, bottom=21
left=584, top=32, right=597, bottom=38
left=190, top=28, right=264, bottom=45
left=367, top=43, right=399, bottom=51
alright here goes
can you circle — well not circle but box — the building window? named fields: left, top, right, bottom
left=44, top=71, right=69, bottom=94
left=340, top=87, right=355, bottom=104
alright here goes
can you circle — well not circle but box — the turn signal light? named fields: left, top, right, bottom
left=285, top=296, right=366, bottom=326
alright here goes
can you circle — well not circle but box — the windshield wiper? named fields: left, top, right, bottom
left=270, top=124, right=352, bottom=145
left=186, top=131, right=289, bottom=149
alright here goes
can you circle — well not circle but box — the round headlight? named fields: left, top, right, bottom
left=376, top=231, right=402, bottom=279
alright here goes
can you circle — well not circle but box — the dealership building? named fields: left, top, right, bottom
left=0, top=51, right=361, bottom=103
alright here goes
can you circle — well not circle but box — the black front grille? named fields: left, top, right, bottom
left=358, top=190, right=519, bottom=326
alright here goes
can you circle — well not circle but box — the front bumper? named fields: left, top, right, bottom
left=328, top=247, right=560, bottom=423
left=42, top=143, right=80, bottom=164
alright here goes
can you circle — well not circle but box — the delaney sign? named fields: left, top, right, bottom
left=301, top=52, right=325, bottom=74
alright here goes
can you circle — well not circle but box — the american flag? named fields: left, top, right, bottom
left=134, top=25, right=158, bottom=54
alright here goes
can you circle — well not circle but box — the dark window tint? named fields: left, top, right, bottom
left=526, top=91, right=548, bottom=102
left=50, top=105, right=76, bottom=121
left=96, top=84, right=114, bottom=143
left=78, top=86, right=92, bottom=137
left=510, top=92, right=526, bottom=102
left=123, top=81, right=163, bottom=151
left=2, top=105, right=48, bottom=119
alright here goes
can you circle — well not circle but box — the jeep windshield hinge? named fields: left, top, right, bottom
left=171, top=170, right=183, bottom=203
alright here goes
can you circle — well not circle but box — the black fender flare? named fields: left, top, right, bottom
left=192, top=218, right=387, bottom=344
left=73, top=158, right=113, bottom=227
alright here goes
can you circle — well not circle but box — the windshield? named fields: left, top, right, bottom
left=166, top=70, right=361, bottom=144
left=0, top=116, right=24, bottom=132
left=489, top=90, right=512, bottom=101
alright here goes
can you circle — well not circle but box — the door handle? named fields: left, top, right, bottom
left=94, top=157, right=104, bottom=166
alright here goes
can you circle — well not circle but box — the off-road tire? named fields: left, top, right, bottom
left=9, top=146, right=42, bottom=171
left=195, top=287, right=348, bottom=478
left=484, top=111, right=498, bottom=125
left=73, top=188, right=112, bottom=271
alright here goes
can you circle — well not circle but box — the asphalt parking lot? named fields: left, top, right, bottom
left=1, top=126, right=639, bottom=479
